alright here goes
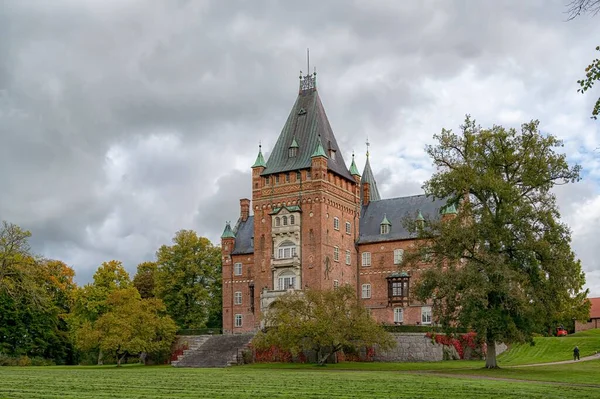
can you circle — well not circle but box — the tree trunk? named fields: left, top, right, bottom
left=139, top=352, right=147, bottom=365
left=485, top=340, right=498, bottom=369
left=117, top=352, right=127, bottom=367
left=317, top=349, right=330, bottom=366
left=97, top=349, right=103, bottom=365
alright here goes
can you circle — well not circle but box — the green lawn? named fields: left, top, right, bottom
left=497, top=330, right=600, bottom=366
left=1, top=362, right=600, bottom=399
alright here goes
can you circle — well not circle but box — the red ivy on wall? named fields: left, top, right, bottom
left=425, top=331, right=483, bottom=359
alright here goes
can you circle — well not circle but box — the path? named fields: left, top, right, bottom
left=506, top=352, right=600, bottom=368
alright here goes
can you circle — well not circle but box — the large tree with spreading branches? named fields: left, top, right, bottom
left=406, top=117, right=589, bottom=368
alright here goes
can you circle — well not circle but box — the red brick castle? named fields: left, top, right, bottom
left=221, top=71, right=455, bottom=333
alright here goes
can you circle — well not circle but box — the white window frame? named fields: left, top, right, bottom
left=234, top=263, right=242, bottom=276
left=277, top=243, right=297, bottom=259
left=234, top=291, right=242, bottom=305
left=361, top=284, right=371, bottom=299
left=333, top=217, right=340, bottom=230
left=380, top=224, right=390, bottom=234
left=333, top=246, right=339, bottom=262
left=394, top=308, right=404, bottom=324
left=421, top=306, right=432, bottom=325
left=278, top=273, right=296, bottom=290
left=345, top=250, right=351, bottom=265
left=345, top=221, right=351, bottom=235
left=333, top=280, right=339, bottom=289
left=234, top=314, right=242, bottom=327
left=393, top=249, right=404, bottom=265
left=361, top=252, right=371, bottom=267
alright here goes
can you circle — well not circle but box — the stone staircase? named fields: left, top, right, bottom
left=172, top=334, right=254, bottom=368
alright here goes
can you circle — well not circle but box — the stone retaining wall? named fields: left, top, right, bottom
left=374, top=333, right=507, bottom=362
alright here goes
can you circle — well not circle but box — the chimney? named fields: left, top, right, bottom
left=240, top=198, right=250, bottom=222
left=362, top=182, right=370, bottom=206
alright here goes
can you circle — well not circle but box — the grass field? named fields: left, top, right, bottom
left=496, top=329, right=600, bottom=365
left=1, top=331, right=600, bottom=398
left=1, top=361, right=600, bottom=399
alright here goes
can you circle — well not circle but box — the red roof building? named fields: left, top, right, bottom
left=575, top=297, right=600, bottom=332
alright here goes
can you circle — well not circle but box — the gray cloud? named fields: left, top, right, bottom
left=1, top=0, right=599, bottom=295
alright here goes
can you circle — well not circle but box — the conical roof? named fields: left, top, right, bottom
left=261, top=84, right=353, bottom=180
left=220, top=222, right=235, bottom=239
left=252, top=146, right=267, bottom=168
left=349, top=153, right=360, bottom=176
left=361, top=157, right=381, bottom=202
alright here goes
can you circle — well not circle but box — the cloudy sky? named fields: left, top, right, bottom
left=1, top=0, right=599, bottom=294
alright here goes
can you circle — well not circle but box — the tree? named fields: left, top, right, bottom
left=71, top=260, right=132, bottom=364
left=407, top=117, right=589, bottom=368
left=155, top=230, right=221, bottom=329
left=566, top=1, right=600, bottom=119
left=253, top=286, right=395, bottom=365
left=75, top=287, right=176, bottom=367
left=133, top=261, right=157, bottom=299
left=577, top=46, right=600, bottom=120
left=566, top=0, right=600, bottom=19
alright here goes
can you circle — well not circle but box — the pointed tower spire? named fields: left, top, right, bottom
left=361, top=140, right=381, bottom=202
left=252, top=143, right=267, bottom=168
left=349, top=152, right=360, bottom=176
left=311, top=136, right=328, bottom=158
left=221, top=221, right=236, bottom=239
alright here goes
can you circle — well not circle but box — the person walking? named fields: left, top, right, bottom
left=574, top=346, right=580, bottom=361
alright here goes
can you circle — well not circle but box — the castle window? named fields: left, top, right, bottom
left=345, top=250, right=351, bottom=265
left=306, top=170, right=311, bottom=180
left=387, top=274, right=410, bottom=306
left=234, top=263, right=242, bottom=276
left=333, top=217, right=340, bottom=230
left=286, top=173, right=290, bottom=183
left=282, top=216, right=288, bottom=226
left=421, top=306, right=432, bottom=325
left=393, top=249, right=404, bottom=265
left=235, top=314, right=242, bottom=327
left=380, top=224, right=390, bottom=235
left=361, top=284, right=371, bottom=299
left=333, top=280, right=339, bottom=289
left=329, top=149, right=336, bottom=160
left=277, top=242, right=296, bottom=259
left=296, top=171, right=301, bottom=181
left=264, top=177, right=269, bottom=186
left=290, top=215, right=295, bottom=225
left=278, top=271, right=296, bottom=290
left=289, top=147, right=297, bottom=157
left=394, top=308, right=404, bottom=324
left=361, top=252, right=371, bottom=267
left=234, top=291, right=242, bottom=305
left=275, top=217, right=281, bottom=227
left=275, top=175, right=280, bottom=184
left=345, top=222, right=351, bottom=235
left=333, top=246, right=339, bottom=262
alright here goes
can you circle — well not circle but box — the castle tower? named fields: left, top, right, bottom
left=223, top=70, right=361, bottom=332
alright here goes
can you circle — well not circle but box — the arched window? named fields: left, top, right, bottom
left=275, top=217, right=281, bottom=227
left=290, top=215, right=295, bottom=225
left=277, top=241, right=296, bottom=259
left=282, top=216, right=288, bottom=226
left=278, top=271, right=296, bottom=290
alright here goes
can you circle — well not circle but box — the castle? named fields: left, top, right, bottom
left=221, top=70, right=455, bottom=333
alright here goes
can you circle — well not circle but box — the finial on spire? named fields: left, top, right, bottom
left=366, top=137, right=371, bottom=158
left=299, top=49, right=317, bottom=92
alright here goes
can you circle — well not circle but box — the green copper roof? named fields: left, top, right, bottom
left=290, top=137, right=299, bottom=148
left=380, top=214, right=391, bottom=225
left=220, top=222, right=235, bottom=239
left=349, top=153, right=360, bottom=176
left=252, top=146, right=267, bottom=168
left=361, top=156, right=381, bottom=202
left=260, top=86, right=353, bottom=180
left=416, top=210, right=425, bottom=221
left=442, top=203, right=458, bottom=215
left=311, top=140, right=328, bottom=158
left=270, top=205, right=302, bottom=215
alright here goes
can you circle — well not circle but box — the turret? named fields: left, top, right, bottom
left=311, top=136, right=328, bottom=180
